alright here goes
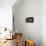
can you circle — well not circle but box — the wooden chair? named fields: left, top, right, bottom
left=25, top=40, right=35, bottom=46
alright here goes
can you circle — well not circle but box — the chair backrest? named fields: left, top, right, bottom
left=25, top=40, right=35, bottom=46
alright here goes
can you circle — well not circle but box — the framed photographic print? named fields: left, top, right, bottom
left=25, top=17, right=34, bottom=23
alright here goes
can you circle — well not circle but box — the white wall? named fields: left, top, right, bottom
left=41, top=0, right=46, bottom=46
left=0, top=0, right=16, bottom=30
left=13, top=0, right=41, bottom=46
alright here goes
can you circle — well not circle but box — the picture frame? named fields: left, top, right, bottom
left=25, top=17, right=34, bottom=23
